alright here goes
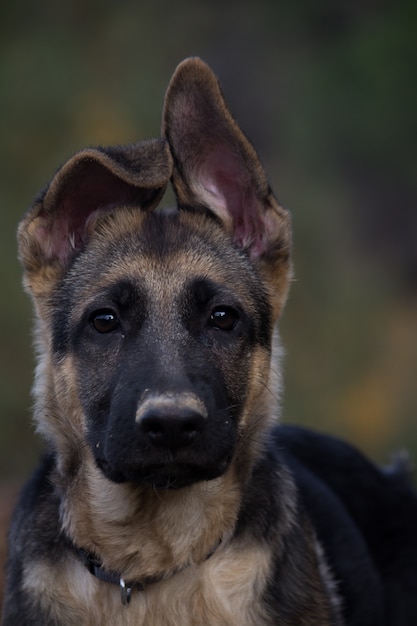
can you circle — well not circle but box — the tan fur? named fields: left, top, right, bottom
left=3, top=59, right=342, bottom=626
left=23, top=541, right=274, bottom=626
left=31, top=206, right=283, bottom=475
left=21, top=467, right=336, bottom=626
left=21, top=207, right=280, bottom=597
left=60, top=458, right=241, bottom=580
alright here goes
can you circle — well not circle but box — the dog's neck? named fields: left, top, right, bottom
left=73, top=537, right=221, bottom=605
left=59, top=458, right=241, bottom=583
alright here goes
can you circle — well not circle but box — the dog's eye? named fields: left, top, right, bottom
left=209, top=307, right=238, bottom=331
left=90, top=310, right=120, bottom=334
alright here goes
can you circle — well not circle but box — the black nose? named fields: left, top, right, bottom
left=139, top=407, right=206, bottom=450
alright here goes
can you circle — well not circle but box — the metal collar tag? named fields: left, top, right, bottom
left=119, top=578, right=133, bottom=606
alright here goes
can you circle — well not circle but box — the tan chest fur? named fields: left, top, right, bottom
left=24, top=542, right=273, bottom=626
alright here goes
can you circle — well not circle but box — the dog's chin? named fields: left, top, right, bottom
left=96, top=458, right=231, bottom=490
left=141, top=462, right=230, bottom=489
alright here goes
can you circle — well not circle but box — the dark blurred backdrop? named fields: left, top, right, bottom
left=1, top=0, right=416, bottom=484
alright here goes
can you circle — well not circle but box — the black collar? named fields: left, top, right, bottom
left=74, top=540, right=221, bottom=606
left=75, top=547, right=164, bottom=605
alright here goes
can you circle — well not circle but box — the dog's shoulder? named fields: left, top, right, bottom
left=2, top=454, right=67, bottom=623
left=276, top=423, right=417, bottom=535
left=276, top=424, right=417, bottom=626
left=8, top=454, right=61, bottom=550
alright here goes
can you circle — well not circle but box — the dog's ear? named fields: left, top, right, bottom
left=18, top=139, right=172, bottom=295
left=162, top=58, right=292, bottom=317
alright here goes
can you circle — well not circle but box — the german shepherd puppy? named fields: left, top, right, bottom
left=2, top=58, right=417, bottom=626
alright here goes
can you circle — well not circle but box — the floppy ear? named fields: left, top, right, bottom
left=18, top=138, right=172, bottom=295
left=162, top=58, right=292, bottom=318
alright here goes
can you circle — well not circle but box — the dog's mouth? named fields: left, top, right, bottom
left=142, top=459, right=230, bottom=489
left=96, top=456, right=232, bottom=489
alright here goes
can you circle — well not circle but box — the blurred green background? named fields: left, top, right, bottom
left=0, top=0, right=416, bottom=484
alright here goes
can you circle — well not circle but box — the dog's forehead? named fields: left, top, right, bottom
left=65, top=208, right=261, bottom=310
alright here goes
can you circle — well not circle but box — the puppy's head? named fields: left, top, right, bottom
left=19, top=58, right=292, bottom=489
